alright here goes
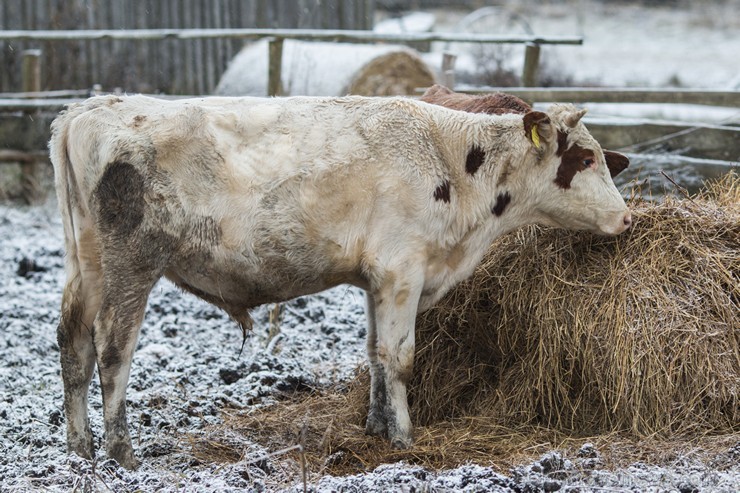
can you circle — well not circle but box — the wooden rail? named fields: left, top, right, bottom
left=464, top=87, right=740, bottom=107
left=2, top=100, right=737, bottom=164
left=0, top=29, right=582, bottom=95
left=0, top=28, right=583, bottom=45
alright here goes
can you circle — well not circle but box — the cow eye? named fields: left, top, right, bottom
left=583, top=158, right=595, bottom=168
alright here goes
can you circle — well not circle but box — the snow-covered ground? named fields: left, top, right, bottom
left=1, top=197, right=738, bottom=492
left=1, top=2, right=739, bottom=491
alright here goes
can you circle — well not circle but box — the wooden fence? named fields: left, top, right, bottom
left=0, top=0, right=375, bottom=95
left=0, top=27, right=583, bottom=202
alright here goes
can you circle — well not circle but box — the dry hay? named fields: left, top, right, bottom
left=202, top=173, right=738, bottom=475
left=346, top=50, right=435, bottom=97
left=408, top=172, right=738, bottom=438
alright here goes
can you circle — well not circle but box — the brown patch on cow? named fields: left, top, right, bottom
left=445, top=243, right=466, bottom=270
left=556, top=123, right=627, bottom=180
left=396, top=341, right=414, bottom=385
left=555, top=143, right=594, bottom=190
left=101, top=342, right=122, bottom=373
left=434, top=180, right=451, bottom=203
left=95, top=161, right=145, bottom=235
left=496, top=159, right=513, bottom=187
left=394, top=289, right=410, bottom=307
left=465, top=146, right=486, bottom=175
left=131, top=115, right=146, bottom=128
left=492, top=191, right=512, bottom=217
left=556, top=130, right=569, bottom=157
left=421, top=85, right=531, bottom=115
left=604, top=150, right=630, bottom=178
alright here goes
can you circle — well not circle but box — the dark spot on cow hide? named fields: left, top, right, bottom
left=131, top=115, right=146, bottom=128
left=492, top=191, right=512, bottom=217
left=555, top=142, right=592, bottom=190
left=556, top=130, right=569, bottom=157
left=434, top=180, right=451, bottom=203
left=101, top=342, right=122, bottom=372
left=95, top=161, right=145, bottom=235
left=465, top=146, right=486, bottom=175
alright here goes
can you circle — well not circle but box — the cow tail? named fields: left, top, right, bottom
left=49, top=110, right=83, bottom=297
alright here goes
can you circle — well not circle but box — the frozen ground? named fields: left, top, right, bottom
left=1, top=2, right=739, bottom=491
left=1, top=197, right=738, bottom=491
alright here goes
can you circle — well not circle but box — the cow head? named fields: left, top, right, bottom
left=521, top=105, right=631, bottom=235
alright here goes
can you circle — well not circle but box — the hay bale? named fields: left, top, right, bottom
left=215, top=39, right=436, bottom=97
left=410, top=172, right=739, bottom=436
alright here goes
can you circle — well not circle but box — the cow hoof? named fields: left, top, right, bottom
left=67, top=434, right=95, bottom=461
left=107, top=444, right=139, bottom=470
left=390, top=436, right=413, bottom=450
left=114, top=453, right=139, bottom=471
left=365, top=414, right=388, bottom=438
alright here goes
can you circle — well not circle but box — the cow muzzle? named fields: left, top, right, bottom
left=597, top=209, right=632, bottom=236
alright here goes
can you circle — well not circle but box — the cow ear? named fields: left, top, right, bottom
left=523, top=111, right=552, bottom=149
left=604, top=150, right=630, bottom=178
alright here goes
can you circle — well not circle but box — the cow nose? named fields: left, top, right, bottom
left=623, top=211, right=632, bottom=229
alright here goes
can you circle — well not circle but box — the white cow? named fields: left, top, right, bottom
left=49, top=94, right=631, bottom=469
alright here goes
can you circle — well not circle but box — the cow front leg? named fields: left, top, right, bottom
left=93, top=279, right=155, bottom=470
left=364, top=293, right=388, bottom=437
left=366, top=273, right=422, bottom=449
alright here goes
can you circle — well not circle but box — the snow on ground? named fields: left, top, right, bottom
left=1, top=2, right=739, bottom=490
left=1, top=199, right=738, bottom=491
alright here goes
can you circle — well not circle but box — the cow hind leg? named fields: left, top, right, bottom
left=93, top=275, right=158, bottom=470
left=90, top=159, right=171, bottom=468
left=58, top=282, right=98, bottom=460
left=58, top=233, right=104, bottom=461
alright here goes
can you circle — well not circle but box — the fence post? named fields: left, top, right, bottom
left=441, top=52, right=457, bottom=89
left=21, top=49, right=42, bottom=204
left=268, top=37, right=284, bottom=97
left=522, top=42, right=540, bottom=87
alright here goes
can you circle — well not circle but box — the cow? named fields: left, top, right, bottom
left=49, top=94, right=631, bottom=469
left=421, top=84, right=631, bottom=179
left=421, top=83, right=533, bottom=115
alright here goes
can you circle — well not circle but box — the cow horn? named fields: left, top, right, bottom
left=565, top=109, right=587, bottom=128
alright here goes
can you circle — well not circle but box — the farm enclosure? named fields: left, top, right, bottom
left=0, top=0, right=739, bottom=491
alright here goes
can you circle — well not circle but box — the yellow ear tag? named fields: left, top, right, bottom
left=531, top=125, right=541, bottom=149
